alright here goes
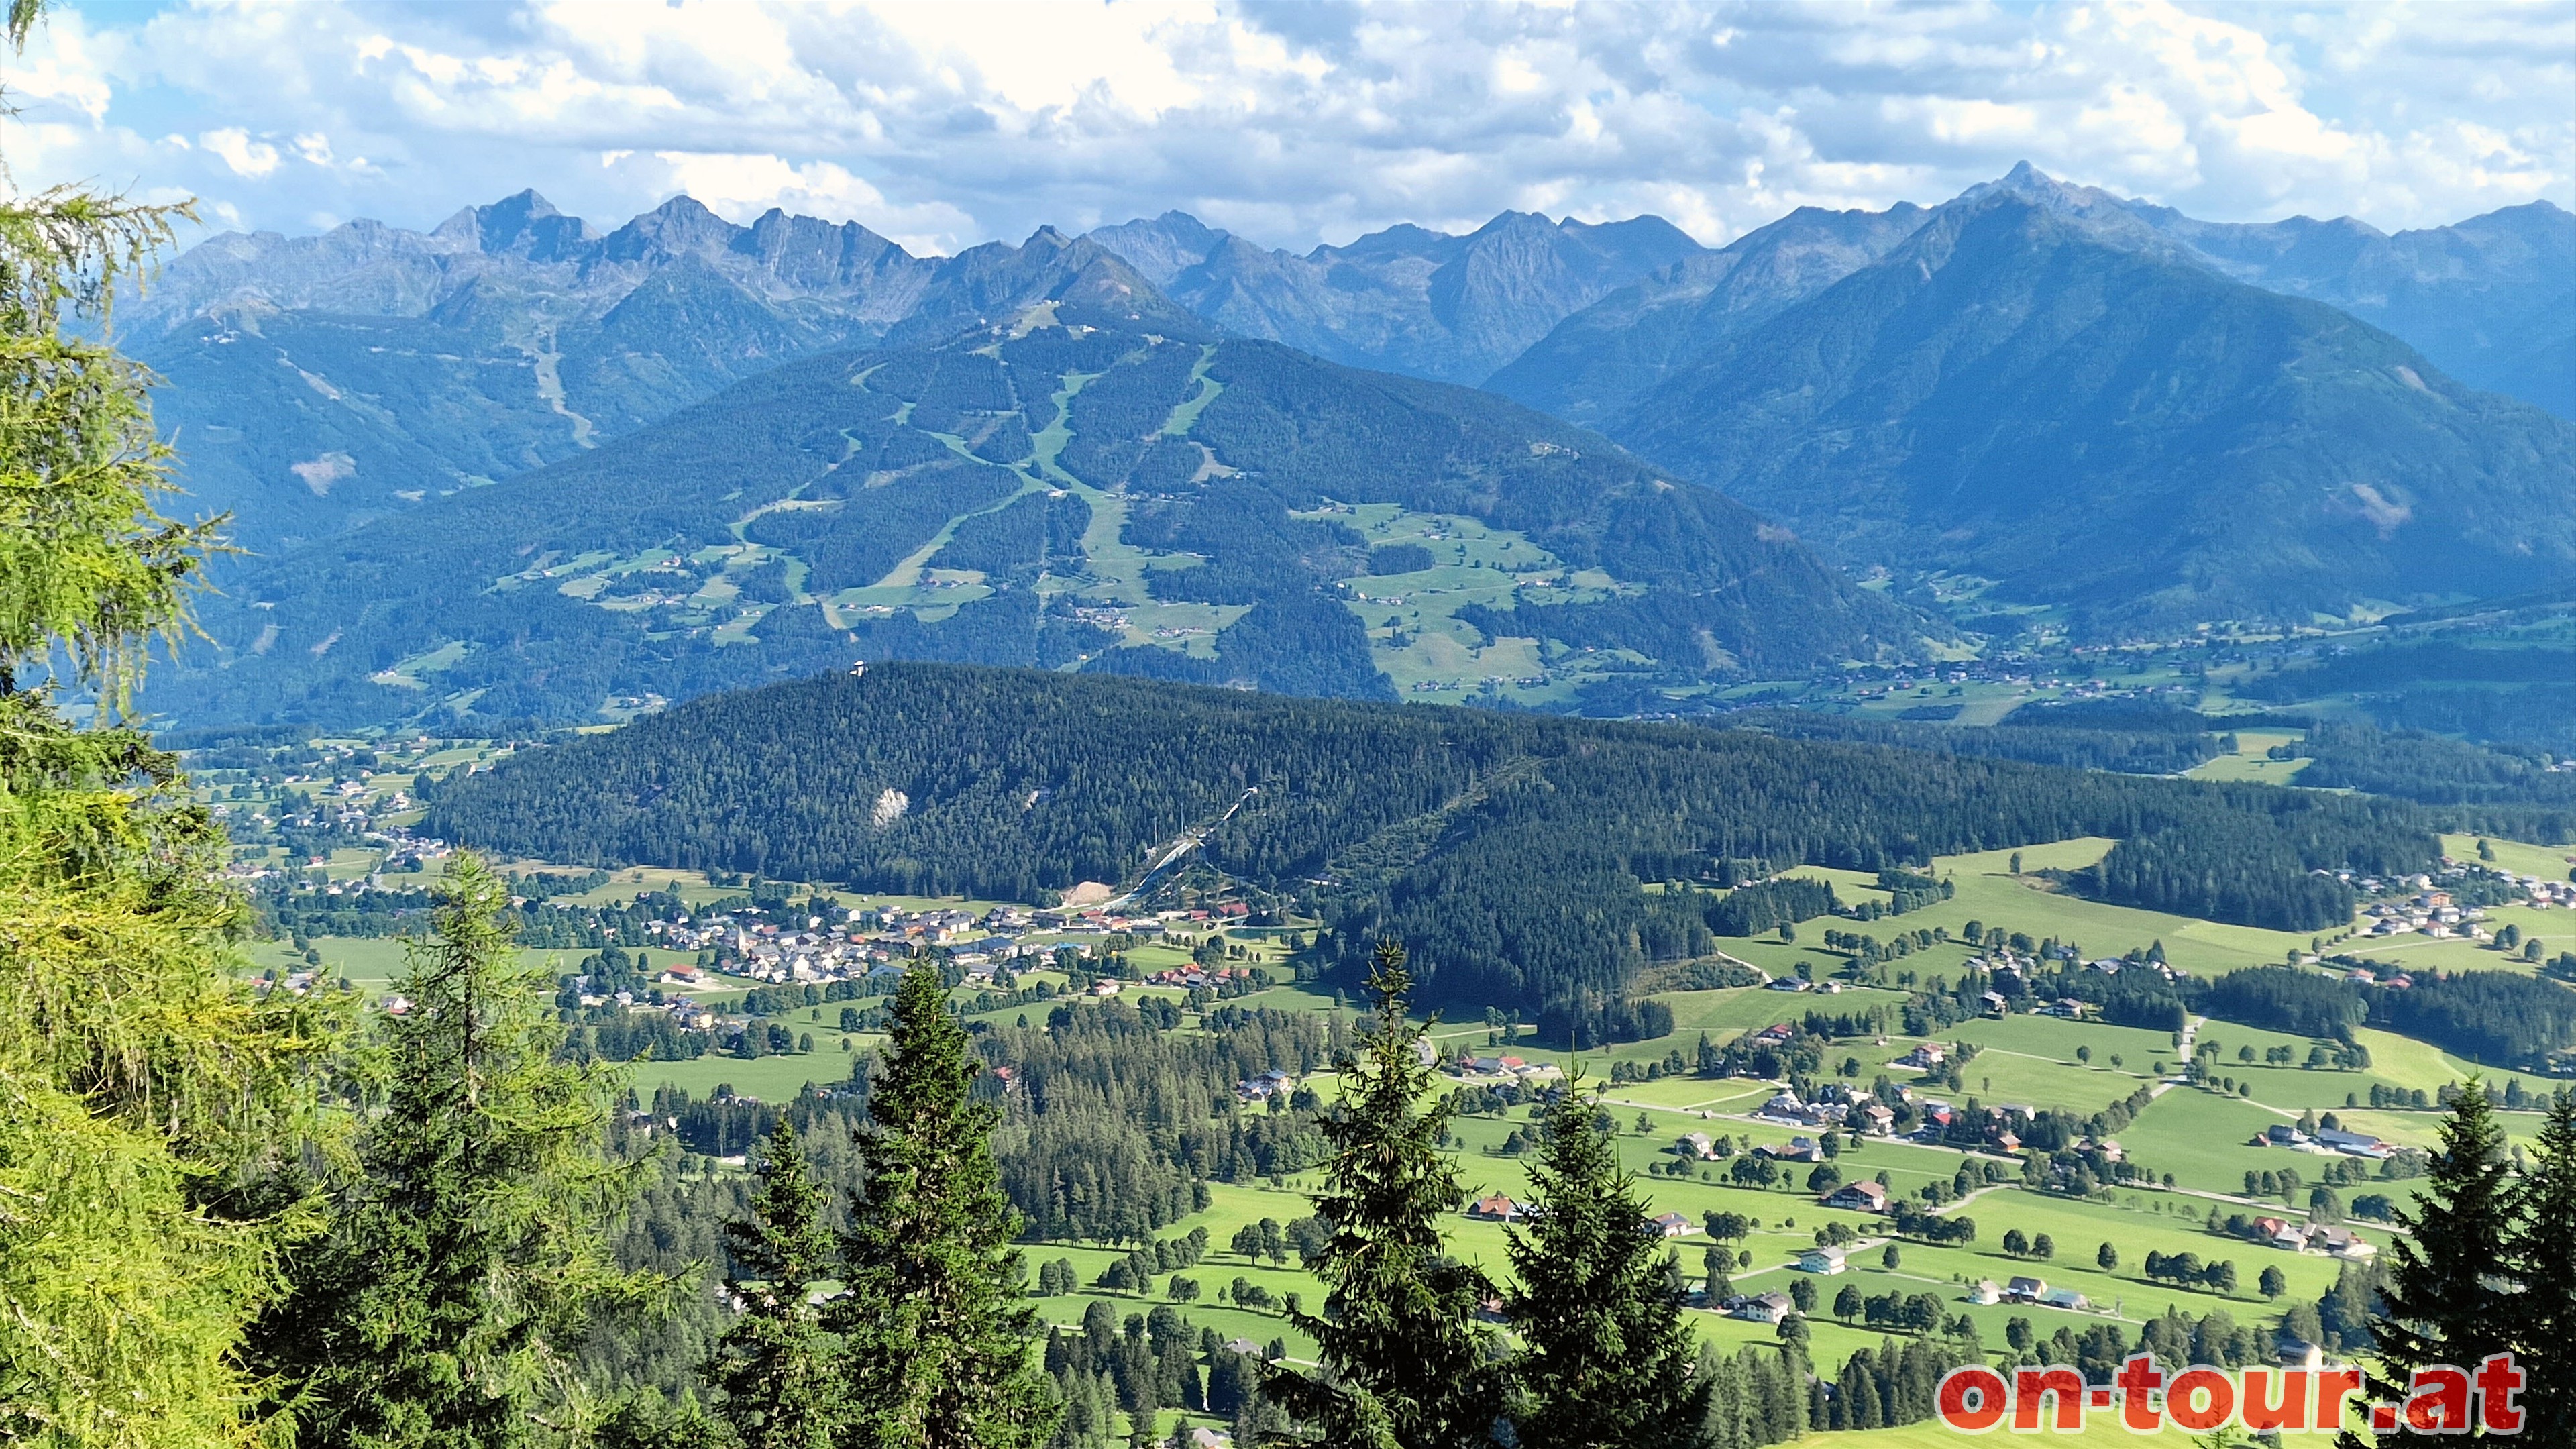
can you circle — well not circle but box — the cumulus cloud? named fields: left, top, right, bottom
left=0, top=0, right=2567, bottom=256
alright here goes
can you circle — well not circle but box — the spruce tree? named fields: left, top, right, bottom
left=829, top=956, right=1058, bottom=1448
left=1263, top=939, right=1502, bottom=1449
left=251, top=852, right=653, bottom=1447
left=710, top=1118, right=845, bottom=1448
left=2512, top=1089, right=2576, bottom=1446
left=1504, top=1083, right=1711, bottom=1449
left=2347, top=1078, right=2516, bottom=1449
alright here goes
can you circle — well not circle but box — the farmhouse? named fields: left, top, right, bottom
left=1823, top=1181, right=1888, bottom=1212
left=1733, top=1292, right=1795, bottom=1324
left=1795, top=1247, right=1847, bottom=1274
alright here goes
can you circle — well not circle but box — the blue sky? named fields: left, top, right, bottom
left=5, top=0, right=2572, bottom=256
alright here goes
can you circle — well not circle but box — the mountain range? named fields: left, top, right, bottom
left=1588, top=188, right=2576, bottom=632
left=155, top=303, right=1921, bottom=728
left=129, top=166, right=2576, bottom=725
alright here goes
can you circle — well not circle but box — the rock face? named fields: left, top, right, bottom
left=1496, top=163, right=2576, bottom=433
left=132, top=196, right=1183, bottom=549
left=1600, top=192, right=2576, bottom=634
left=1083, top=209, right=1706, bottom=384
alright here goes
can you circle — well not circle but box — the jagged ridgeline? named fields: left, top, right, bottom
left=159, top=307, right=1928, bottom=729
left=425, top=663, right=2440, bottom=1015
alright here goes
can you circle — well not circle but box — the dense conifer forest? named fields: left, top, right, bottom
left=429, top=663, right=2444, bottom=1018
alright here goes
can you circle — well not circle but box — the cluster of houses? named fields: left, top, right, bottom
left=1750, top=1085, right=1898, bottom=1136
left=2251, top=1215, right=2379, bottom=1261
left=2363, top=888, right=2487, bottom=941
left=2255, top=1123, right=2394, bottom=1159
left=1448, top=1051, right=1566, bottom=1084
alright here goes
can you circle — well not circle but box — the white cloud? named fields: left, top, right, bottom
left=198, top=126, right=280, bottom=177
left=0, top=0, right=2565, bottom=256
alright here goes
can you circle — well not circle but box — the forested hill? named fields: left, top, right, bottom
left=427, top=663, right=2440, bottom=1018
left=154, top=308, right=1924, bottom=730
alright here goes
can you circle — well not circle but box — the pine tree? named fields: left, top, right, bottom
left=250, top=851, right=654, bottom=1447
left=1263, top=939, right=1503, bottom=1449
left=2347, top=1078, right=2516, bottom=1449
left=2512, top=1089, right=2576, bottom=1445
left=710, top=1119, right=845, bottom=1448
left=830, top=956, right=1059, bottom=1449
left=1504, top=1083, right=1711, bottom=1449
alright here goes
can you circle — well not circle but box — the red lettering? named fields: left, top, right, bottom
left=2015, top=1366, right=2087, bottom=1431
left=2408, top=1367, right=2473, bottom=1434
left=2115, top=1354, right=2165, bottom=1432
left=2243, top=1369, right=2308, bottom=1432
left=2168, top=1368, right=2237, bottom=1432
left=2477, top=1355, right=2526, bottom=1435
left=1939, top=1366, right=2010, bottom=1433
left=2314, top=1367, right=2365, bottom=1434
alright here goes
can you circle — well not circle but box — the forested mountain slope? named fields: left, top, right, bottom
left=155, top=309, right=1922, bottom=728
left=426, top=663, right=2444, bottom=1018
left=1602, top=193, right=2576, bottom=633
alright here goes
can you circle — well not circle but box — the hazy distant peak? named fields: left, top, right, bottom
left=1084, top=210, right=1230, bottom=284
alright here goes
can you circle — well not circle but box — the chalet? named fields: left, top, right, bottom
left=1751, top=1023, right=1796, bottom=1046
left=1980, top=991, right=2010, bottom=1015
left=1970, top=1280, right=2002, bottom=1305
left=1795, top=1247, right=1847, bottom=1274
left=2003, top=1277, right=2048, bottom=1303
left=1824, top=1181, right=1889, bottom=1212
left=1764, top=977, right=1812, bottom=993
left=1733, top=1292, right=1796, bottom=1324
left=1467, top=1194, right=1529, bottom=1223
left=1676, top=1132, right=1718, bottom=1161
left=2317, top=1128, right=2393, bottom=1159
left=2042, top=998, right=2090, bottom=1020
left=1856, top=1104, right=1896, bottom=1136
left=1990, top=1132, right=2021, bottom=1153
left=1896, top=1044, right=1947, bottom=1070
left=1649, top=1212, right=1699, bottom=1238
left=1759, top=1136, right=1824, bottom=1164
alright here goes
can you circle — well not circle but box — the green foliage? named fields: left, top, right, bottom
left=0, top=180, right=216, bottom=710
left=827, top=959, right=1058, bottom=1449
left=1264, top=941, right=1503, bottom=1448
left=2512, top=1091, right=2576, bottom=1444
left=2356, top=1079, right=2515, bottom=1442
left=707, top=1120, right=841, bottom=1449
left=0, top=696, right=339, bottom=1448
left=1502, top=1086, right=1709, bottom=1449
left=431, top=663, right=2441, bottom=1015
left=0, top=22, right=333, bottom=1440
left=249, top=852, right=656, bottom=1448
